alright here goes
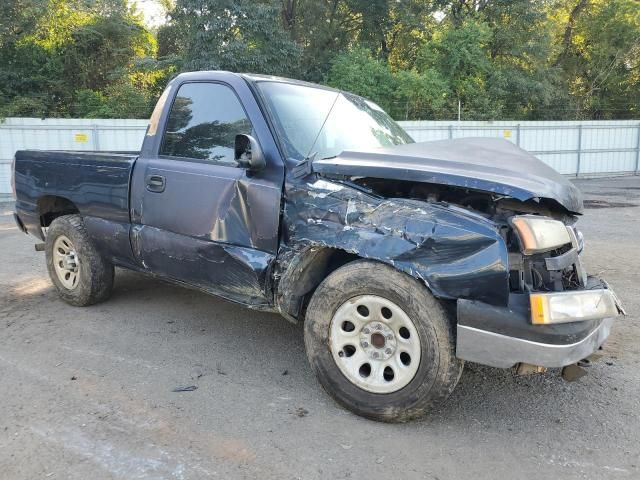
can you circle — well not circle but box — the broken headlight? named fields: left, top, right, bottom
left=510, top=215, right=571, bottom=255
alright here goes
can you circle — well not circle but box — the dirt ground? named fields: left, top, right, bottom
left=1, top=176, right=639, bottom=480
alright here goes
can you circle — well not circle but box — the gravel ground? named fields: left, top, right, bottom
left=1, top=176, right=639, bottom=480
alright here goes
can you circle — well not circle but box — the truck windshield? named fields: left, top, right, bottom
left=257, top=81, right=413, bottom=161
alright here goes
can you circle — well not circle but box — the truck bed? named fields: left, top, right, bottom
left=13, top=150, right=138, bottom=238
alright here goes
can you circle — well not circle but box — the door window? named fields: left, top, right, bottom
left=160, top=83, right=252, bottom=166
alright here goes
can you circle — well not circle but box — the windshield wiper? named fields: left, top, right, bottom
left=291, top=151, right=317, bottom=178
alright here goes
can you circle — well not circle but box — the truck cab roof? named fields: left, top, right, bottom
left=169, top=70, right=341, bottom=93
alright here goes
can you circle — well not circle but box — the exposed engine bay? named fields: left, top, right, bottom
left=349, top=177, right=585, bottom=295
left=350, top=177, right=577, bottom=223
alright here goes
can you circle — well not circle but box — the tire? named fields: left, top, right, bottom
left=45, top=214, right=114, bottom=306
left=304, top=260, right=463, bottom=422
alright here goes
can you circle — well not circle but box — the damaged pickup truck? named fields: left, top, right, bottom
left=13, top=71, right=624, bottom=422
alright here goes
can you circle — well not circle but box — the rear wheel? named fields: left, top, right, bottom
left=45, top=215, right=114, bottom=306
left=304, top=260, right=463, bottom=422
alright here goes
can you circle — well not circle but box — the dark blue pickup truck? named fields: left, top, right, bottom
left=13, top=71, right=623, bottom=421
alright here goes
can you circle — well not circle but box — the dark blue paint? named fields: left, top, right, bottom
left=131, top=225, right=273, bottom=306
left=281, top=177, right=509, bottom=306
left=13, top=150, right=136, bottom=240
left=83, top=216, right=138, bottom=267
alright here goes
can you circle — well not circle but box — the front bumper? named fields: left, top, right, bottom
left=457, top=317, right=614, bottom=369
left=456, top=277, right=621, bottom=368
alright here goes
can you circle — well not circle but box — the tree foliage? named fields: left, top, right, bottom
left=0, top=0, right=159, bottom=118
left=1, top=0, right=639, bottom=120
left=159, top=0, right=301, bottom=75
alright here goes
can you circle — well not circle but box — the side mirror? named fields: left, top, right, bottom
left=234, top=134, right=266, bottom=173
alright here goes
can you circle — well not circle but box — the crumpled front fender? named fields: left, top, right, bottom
left=281, top=177, right=509, bottom=306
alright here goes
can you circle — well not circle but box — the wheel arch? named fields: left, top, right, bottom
left=38, top=195, right=80, bottom=228
left=275, top=245, right=361, bottom=322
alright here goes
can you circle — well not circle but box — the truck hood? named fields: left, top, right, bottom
left=313, top=137, right=583, bottom=214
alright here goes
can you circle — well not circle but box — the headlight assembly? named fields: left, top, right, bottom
left=510, top=215, right=571, bottom=255
left=530, top=289, right=619, bottom=324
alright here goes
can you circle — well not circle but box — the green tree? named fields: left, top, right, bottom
left=326, top=48, right=450, bottom=120
left=325, top=48, right=398, bottom=113
left=278, top=0, right=437, bottom=81
left=2, top=0, right=639, bottom=121
left=62, top=12, right=155, bottom=92
left=482, top=0, right=568, bottom=119
left=553, top=0, right=640, bottom=119
left=279, top=0, right=360, bottom=81
left=0, top=0, right=157, bottom=118
left=73, top=83, right=153, bottom=118
left=395, top=69, right=450, bottom=120
left=158, top=0, right=301, bottom=76
left=416, top=19, right=497, bottom=119
left=0, top=0, right=60, bottom=116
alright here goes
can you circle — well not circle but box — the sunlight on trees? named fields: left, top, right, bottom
left=1, top=0, right=638, bottom=120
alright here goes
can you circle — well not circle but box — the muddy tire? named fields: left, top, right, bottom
left=45, top=214, right=114, bottom=306
left=304, top=260, right=463, bottom=422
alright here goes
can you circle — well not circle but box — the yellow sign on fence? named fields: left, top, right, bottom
left=74, top=132, right=89, bottom=143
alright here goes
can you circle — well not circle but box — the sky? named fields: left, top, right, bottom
left=131, top=0, right=166, bottom=28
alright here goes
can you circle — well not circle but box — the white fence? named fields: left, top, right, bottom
left=1, top=117, right=639, bottom=200
left=401, top=120, right=640, bottom=177
left=0, top=118, right=149, bottom=200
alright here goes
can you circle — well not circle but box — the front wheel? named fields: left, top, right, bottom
left=304, top=260, right=463, bottom=422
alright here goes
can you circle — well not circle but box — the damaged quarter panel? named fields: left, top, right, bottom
left=281, top=177, right=509, bottom=308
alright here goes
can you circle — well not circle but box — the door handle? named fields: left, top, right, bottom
left=146, top=174, right=166, bottom=193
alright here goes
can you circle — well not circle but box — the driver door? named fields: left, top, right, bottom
left=130, top=81, right=282, bottom=307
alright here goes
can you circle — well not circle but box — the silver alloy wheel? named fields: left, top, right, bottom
left=329, top=295, right=421, bottom=393
left=52, top=235, right=80, bottom=290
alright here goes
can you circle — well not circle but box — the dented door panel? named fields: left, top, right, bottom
left=125, top=72, right=284, bottom=306
left=129, top=157, right=281, bottom=304
left=131, top=224, right=273, bottom=306
left=131, top=158, right=280, bottom=251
